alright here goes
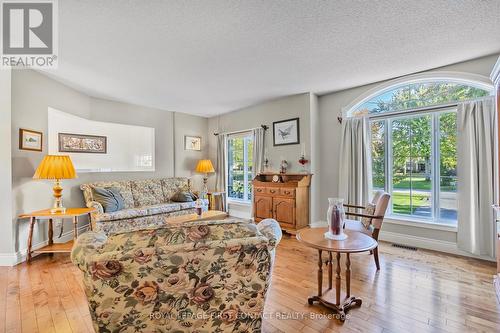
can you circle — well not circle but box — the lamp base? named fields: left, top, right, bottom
left=51, top=179, right=66, bottom=214
left=50, top=206, right=66, bottom=214
left=200, top=175, right=209, bottom=199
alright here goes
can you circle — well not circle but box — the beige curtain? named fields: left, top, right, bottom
left=338, top=117, right=372, bottom=206
left=252, top=127, right=265, bottom=178
left=457, top=97, right=497, bottom=258
left=215, top=134, right=227, bottom=192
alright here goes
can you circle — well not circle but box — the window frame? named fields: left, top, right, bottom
left=370, top=105, right=458, bottom=225
left=226, top=131, right=253, bottom=204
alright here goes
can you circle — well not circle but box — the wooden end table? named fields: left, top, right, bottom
left=165, top=210, right=228, bottom=225
left=296, top=227, right=378, bottom=321
left=19, top=208, right=96, bottom=262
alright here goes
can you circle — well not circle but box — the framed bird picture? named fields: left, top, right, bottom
left=273, top=118, right=300, bottom=146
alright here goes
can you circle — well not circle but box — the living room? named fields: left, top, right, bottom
left=1, top=1, right=500, bottom=332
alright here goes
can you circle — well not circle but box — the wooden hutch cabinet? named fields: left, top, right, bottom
left=491, top=56, right=500, bottom=302
left=252, top=173, right=312, bottom=234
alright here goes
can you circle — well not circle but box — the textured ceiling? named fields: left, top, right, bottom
left=42, top=0, right=500, bottom=117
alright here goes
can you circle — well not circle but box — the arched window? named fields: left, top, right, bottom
left=353, top=81, right=490, bottom=116
left=346, top=74, right=493, bottom=225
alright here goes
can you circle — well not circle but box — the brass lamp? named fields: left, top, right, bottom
left=33, top=155, right=77, bottom=214
left=195, top=159, right=215, bottom=198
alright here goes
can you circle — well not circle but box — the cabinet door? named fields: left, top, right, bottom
left=273, top=198, right=295, bottom=225
left=254, top=195, right=273, bottom=219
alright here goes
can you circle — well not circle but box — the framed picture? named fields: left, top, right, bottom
left=58, top=133, right=107, bottom=154
left=273, top=118, right=300, bottom=146
left=185, top=135, right=201, bottom=151
left=19, top=128, right=43, bottom=152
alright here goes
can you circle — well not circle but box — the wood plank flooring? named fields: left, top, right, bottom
left=1, top=235, right=499, bottom=332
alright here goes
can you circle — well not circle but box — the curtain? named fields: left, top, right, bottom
left=338, top=117, right=372, bottom=206
left=252, top=127, right=265, bottom=178
left=457, top=97, right=497, bottom=258
left=215, top=134, right=227, bottom=192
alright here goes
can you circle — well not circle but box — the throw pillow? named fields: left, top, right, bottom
left=92, top=187, right=125, bottom=213
left=171, top=191, right=195, bottom=202
left=361, top=203, right=376, bottom=229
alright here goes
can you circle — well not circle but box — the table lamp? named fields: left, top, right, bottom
left=195, top=159, right=215, bottom=198
left=33, top=155, right=77, bottom=214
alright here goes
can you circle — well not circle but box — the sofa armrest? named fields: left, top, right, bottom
left=86, top=200, right=104, bottom=214
left=71, top=231, right=108, bottom=270
left=256, top=218, right=282, bottom=250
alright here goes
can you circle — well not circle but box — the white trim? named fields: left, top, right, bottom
left=228, top=201, right=252, bottom=219
left=490, top=56, right=500, bottom=86
left=379, top=230, right=494, bottom=262
left=227, top=199, right=252, bottom=206
left=384, top=216, right=457, bottom=232
left=0, top=223, right=90, bottom=266
left=342, top=71, right=494, bottom=117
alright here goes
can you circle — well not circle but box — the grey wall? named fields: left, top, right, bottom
left=174, top=112, right=209, bottom=191
left=317, top=54, right=499, bottom=243
left=9, top=70, right=208, bottom=261
left=208, top=93, right=312, bottom=173
left=0, top=69, right=13, bottom=257
left=207, top=93, right=313, bottom=216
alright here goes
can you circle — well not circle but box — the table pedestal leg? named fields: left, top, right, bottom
left=48, top=218, right=54, bottom=257
left=307, top=251, right=363, bottom=322
left=328, top=252, right=333, bottom=290
left=27, top=217, right=35, bottom=263
left=87, top=213, right=93, bottom=231
left=73, top=216, right=78, bottom=240
left=308, top=250, right=323, bottom=304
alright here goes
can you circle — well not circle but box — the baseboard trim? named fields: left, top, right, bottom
left=379, top=230, right=495, bottom=262
left=0, top=223, right=90, bottom=266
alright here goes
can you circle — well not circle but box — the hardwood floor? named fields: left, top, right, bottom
left=1, top=235, right=499, bottom=333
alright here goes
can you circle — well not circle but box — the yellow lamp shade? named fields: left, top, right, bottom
left=195, top=159, right=215, bottom=173
left=33, top=155, right=77, bottom=180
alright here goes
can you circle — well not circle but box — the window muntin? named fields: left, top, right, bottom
left=438, top=111, right=457, bottom=221
left=227, top=133, right=253, bottom=202
left=354, top=82, right=489, bottom=116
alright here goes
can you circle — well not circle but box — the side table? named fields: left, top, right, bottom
left=18, top=208, right=96, bottom=262
left=296, top=227, right=378, bottom=321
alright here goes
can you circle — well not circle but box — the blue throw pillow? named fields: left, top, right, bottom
left=92, top=187, right=125, bottom=213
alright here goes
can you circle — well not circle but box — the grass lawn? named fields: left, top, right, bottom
left=391, top=191, right=430, bottom=215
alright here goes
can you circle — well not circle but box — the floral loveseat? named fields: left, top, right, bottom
left=71, top=218, right=282, bottom=333
left=81, top=178, right=196, bottom=234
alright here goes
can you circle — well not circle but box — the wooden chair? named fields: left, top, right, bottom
left=343, top=191, right=390, bottom=270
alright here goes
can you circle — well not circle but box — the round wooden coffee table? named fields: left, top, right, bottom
left=296, top=227, right=378, bottom=321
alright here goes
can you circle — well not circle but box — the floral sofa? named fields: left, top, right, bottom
left=71, top=218, right=282, bottom=333
left=81, top=178, right=197, bottom=234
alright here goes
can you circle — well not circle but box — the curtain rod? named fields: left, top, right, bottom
left=213, top=124, right=268, bottom=136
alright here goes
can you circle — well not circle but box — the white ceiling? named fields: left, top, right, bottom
left=43, top=0, right=500, bottom=117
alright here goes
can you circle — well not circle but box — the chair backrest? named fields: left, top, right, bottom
left=371, top=190, right=384, bottom=205
left=372, top=192, right=390, bottom=230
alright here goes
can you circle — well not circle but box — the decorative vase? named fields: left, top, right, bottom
left=325, top=198, right=348, bottom=240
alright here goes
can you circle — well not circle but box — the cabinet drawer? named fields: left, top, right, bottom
left=254, top=187, right=266, bottom=195
left=280, top=188, right=295, bottom=197
left=267, top=188, right=279, bottom=195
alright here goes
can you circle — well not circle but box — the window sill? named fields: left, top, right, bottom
left=385, top=215, right=457, bottom=232
left=227, top=199, right=252, bottom=207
